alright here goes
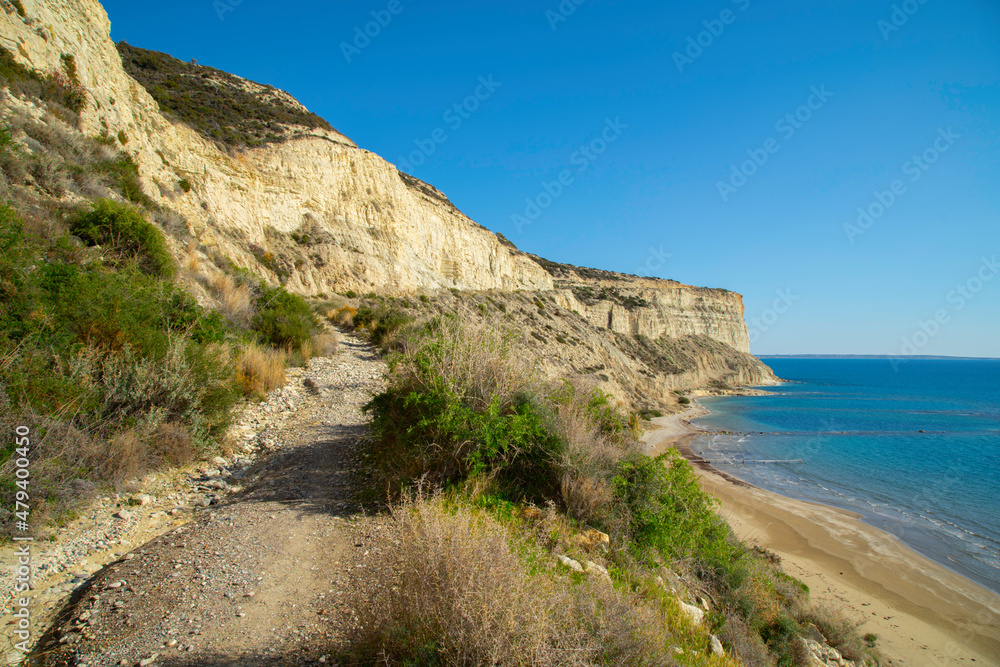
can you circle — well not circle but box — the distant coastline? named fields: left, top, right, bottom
left=757, top=353, right=1000, bottom=360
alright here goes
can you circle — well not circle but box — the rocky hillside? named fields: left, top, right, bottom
left=347, top=279, right=773, bottom=415
left=0, top=0, right=775, bottom=391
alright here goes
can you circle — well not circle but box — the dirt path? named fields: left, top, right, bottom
left=31, top=335, right=386, bottom=667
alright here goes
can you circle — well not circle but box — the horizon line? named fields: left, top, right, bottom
left=755, top=354, right=1000, bottom=360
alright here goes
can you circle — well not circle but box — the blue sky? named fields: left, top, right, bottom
left=102, top=0, right=1000, bottom=357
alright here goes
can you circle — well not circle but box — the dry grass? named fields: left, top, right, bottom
left=561, top=472, right=613, bottom=524
left=570, top=578, right=690, bottom=667
left=297, top=337, right=314, bottom=365
left=555, top=394, right=641, bottom=477
left=152, top=421, right=195, bottom=465
left=552, top=390, right=640, bottom=524
left=340, top=494, right=572, bottom=667
left=398, top=319, right=540, bottom=413
left=101, top=427, right=146, bottom=485
left=328, top=305, right=357, bottom=328
left=236, top=344, right=287, bottom=397
left=183, top=238, right=200, bottom=272
left=211, top=273, right=254, bottom=327
left=718, top=612, right=777, bottom=667
left=337, top=494, right=742, bottom=667
left=798, top=604, right=871, bottom=663
left=294, top=331, right=339, bottom=365
left=312, top=331, right=339, bottom=356
left=0, top=409, right=145, bottom=535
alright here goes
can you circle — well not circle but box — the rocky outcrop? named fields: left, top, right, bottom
left=369, top=289, right=777, bottom=411
left=549, top=282, right=751, bottom=352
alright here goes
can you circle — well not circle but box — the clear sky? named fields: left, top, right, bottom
left=101, top=0, right=1000, bottom=357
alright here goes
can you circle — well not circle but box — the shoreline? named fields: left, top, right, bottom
left=642, top=405, right=1000, bottom=667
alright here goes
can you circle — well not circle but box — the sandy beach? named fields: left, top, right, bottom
left=643, top=406, right=1000, bottom=667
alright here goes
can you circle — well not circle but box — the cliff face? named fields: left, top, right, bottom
left=550, top=283, right=750, bottom=353
left=1, top=0, right=552, bottom=294
left=0, top=0, right=775, bottom=392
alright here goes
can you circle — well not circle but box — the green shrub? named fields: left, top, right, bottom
left=178, top=178, right=192, bottom=192
left=609, top=450, right=740, bottom=569
left=0, top=123, right=13, bottom=152
left=353, top=305, right=412, bottom=348
left=0, top=204, right=244, bottom=525
left=71, top=199, right=175, bottom=277
left=364, top=319, right=562, bottom=499
left=60, top=54, right=79, bottom=85
left=0, top=205, right=38, bottom=340
left=252, top=283, right=319, bottom=349
left=89, top=155, right=154, bottom=207
left=679, top=396, right=691, bottom=405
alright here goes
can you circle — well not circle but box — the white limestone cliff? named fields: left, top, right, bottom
left=1, top=0, right=771, bottom=373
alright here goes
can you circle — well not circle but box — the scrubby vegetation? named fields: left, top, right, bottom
left=398, top=170, right=460, bottom=212
left=343, top=316, right=881, bottom=666
left=71, top=199, right=175, bottom=277
left=572, top=284, right=651, bottom=310
left=0, top=93, right=150, bottom=207
left=0, top=46, right=86, bottom=116
left=0, top=69, right=338, bottom=533
left=116, top=42, right=336, bottom=150
left=0, top=198, right=334, bottom=531
left=253, top=281, right=320, bottom=349
left=339, top=493, right=720, bottom=667
left=0, top=202, right=237, bottom=520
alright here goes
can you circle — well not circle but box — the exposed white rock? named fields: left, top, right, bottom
left=678, top=601, right=705, bottom=626
left=583, top=561, right=611, bottom=580
left=557, top=555, right=584, bottom=572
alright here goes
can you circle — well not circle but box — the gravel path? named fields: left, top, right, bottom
left=30, top=335, right=386, bottom=667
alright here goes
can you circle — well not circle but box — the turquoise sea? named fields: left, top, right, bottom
left=691, top=358, right=1000, bottom=594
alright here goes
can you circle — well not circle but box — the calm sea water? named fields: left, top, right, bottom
left=691, top=358, right=1000, bottom=594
